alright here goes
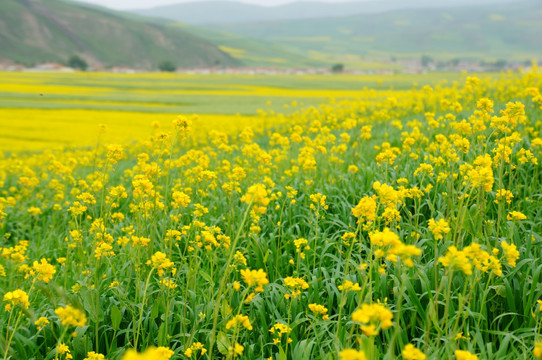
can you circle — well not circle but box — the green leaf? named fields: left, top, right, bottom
left=220, top=300, right=232, bottom=318
left=199, top=269, right=214, bottom=286
left=490, top=285, right=507, bottom=298
left=111, top=305, right=122, bottom=331
left=292, top=340, right=314, bottom=360
left=217, top=331, right=230, bottom=355
left=151, top=300, right=160, bottom=320
left=79, top=287, right=95, bottom=322
left=158, top=322, right=167, bottom=345
left=278, top=346, right=287, bottom=360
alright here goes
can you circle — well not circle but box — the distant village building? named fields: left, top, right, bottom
left=28, top=63, right=74, bottom=72
left=109, top=67, right=138, bottom=74
left=0, top=59, right=535, bottom=74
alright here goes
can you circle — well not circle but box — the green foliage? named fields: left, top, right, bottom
left=158, top=60, right=176, bottom=72
left=331, top=63, right=344, bottom=73
left=421, top=55, right=433, bottom=68
left=67, top=55, right=88, bottom=71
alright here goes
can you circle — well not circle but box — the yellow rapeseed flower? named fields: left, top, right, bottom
left=338, top=280, right=361, bottom=292
left=507, top=211, right=527, bottom=221
left=308, top=303, right=329, bottom=320
left=351, top=196, right=377, bottom=223
left=240, top=268, right=269, bottom=293
left=269, top=322, right=292, bottom=336
left=84, top=352, right=106, bottom=360
left=352, top=303, right=393, bottom=336
left=35, top=316, right=49, bottom=331
left=241, top=184, right=270, bottom=206
left=146, top=251, right=176, bottom=277
left=27, top=206, right=42, bottom=216
left=428, top=218, right=451, bottom=240
left=106, top=144, right=123, bottom=164
left=283, top=276, right=309, bottom=299
left=455, top=349, right=478, bottom=360
left=226, top=314, right=253, bottom=331
left=184, top=342, right=207, bottom=358
left=500, top=241, right=520, bottom=267
left=402, top=344, right=426, bottom=360
left=3, top=289, right=29, bottom=311
left=339, top=349, right=367, bottom=360
left=57, top=343, right=73, bottom=360
left=55, top=305, right=87, bottom=327
left=439, top=246, right=473, bottom=275
left=171, top=191, right=191, bottom=208
left=495, top=189, right=513, bottom=204
left=370, top=228, right=401, bottom=248
left=31, top=258, right=56, bottom=283
left=228, top=343, right=244, bottom=358
left=121, top=346, right=174, bottom=360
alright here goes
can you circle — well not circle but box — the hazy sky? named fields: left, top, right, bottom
left=76, top=0, right=366, bottom=10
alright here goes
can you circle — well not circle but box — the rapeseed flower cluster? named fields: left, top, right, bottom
left=121, top=347, right=174, bottom=360
left=55, top=305, right=87, bottom=327
left=352, top=303, right=393, bottom=336
left=308, top=303, right=329, bottom=320
left=3, top=289, right=29, bottom=311
left=283, top=276, right=309, bottom=299
left=402, top=344, right=426, bottom=360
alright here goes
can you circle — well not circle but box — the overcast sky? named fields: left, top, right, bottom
left=75, top=0, right=366, bottom=10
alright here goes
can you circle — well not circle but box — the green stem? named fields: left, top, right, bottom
left=134, top=267, right=155, bottom=349
left=207, top=204, right=252, bottom=357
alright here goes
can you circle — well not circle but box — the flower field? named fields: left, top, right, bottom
left=0, top=71, right=459, bottom=151
left=1, top=69, right=542, bottom=360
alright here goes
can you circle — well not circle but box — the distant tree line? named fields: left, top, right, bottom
left=67, top=55, right=87, bottom=71
left=158, top=60, right=176, bottom=72
left=331, top=63, right=344, bottom=73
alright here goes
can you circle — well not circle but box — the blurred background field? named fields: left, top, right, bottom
left=0, top=71, right=471, bottom=151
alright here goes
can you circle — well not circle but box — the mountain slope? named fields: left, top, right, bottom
left=131, top=0, right=518, bottom=25
left=0, top=0, right=241, bottom=69
left=205, top=0, right=542, bottom=60
left=175, top=24, right=327, bottom=68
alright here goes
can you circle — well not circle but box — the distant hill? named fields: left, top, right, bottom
left=202, top=0, right=542, bottom=61
left=0, top=0, right=241, bottom=69
left=131, top=0, right=518, bottom=25
left=176, top=24, right=324, bottom=68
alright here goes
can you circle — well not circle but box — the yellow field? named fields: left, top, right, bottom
left=0, top=110, right=265, bottom=151
left=0, top=71, right=428, bottom=152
